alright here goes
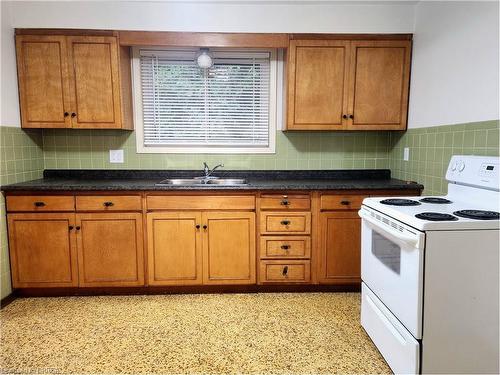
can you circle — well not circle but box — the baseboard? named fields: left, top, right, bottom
left=14, top=284, right=361, bottom=298
left=0, top=291, right=18, bottom=309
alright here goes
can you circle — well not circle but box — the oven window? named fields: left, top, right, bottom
left=372, top=232, right=401, bottom=274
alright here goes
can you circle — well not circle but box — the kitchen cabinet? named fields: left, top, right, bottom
left=286, top=38, right=411, bottom=131
left=15, top=34, right=132, bottom=129
left=7, top=213, right=78, bottom=288
left=147, top=212, right=203, bottom=286
left=203, top=212, right=256, bottom=285
left=76, top=213, right=144, bottom=287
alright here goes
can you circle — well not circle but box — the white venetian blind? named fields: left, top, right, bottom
left=139, top=49, right=271, bottom=148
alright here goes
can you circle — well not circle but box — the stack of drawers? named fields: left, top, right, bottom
left=258, top=193, right=312, bottom=283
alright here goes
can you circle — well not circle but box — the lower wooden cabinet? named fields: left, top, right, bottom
left=146, top=211, right=256, bottom=285
left=76, top=213, right=144, bottom=287
left=203, top=212, right=256, bottom=285
left=147, top=212, right=203, bottom=286
left=7, top=213, right=78, bottom=288
left=318, top=211, right=361, bottom=284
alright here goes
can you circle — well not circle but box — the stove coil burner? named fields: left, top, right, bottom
left=415, top=212, right=459, bottom=221
left=419, top=197, right=453, bottom=204
left=453, top=210, right=500, bottom=220
left=380, top=199, right=421, bottom=206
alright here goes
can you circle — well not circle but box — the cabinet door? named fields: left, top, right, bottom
left=347, top=40, right=411, bottom=130
left=76, top=213, right=144, bottom=286
left=203, top=212, right=256, bottom=285
left=318, top=211, right=361, bottom=284
left=287, top=40, right=350, bottom=130
left=15, top=35, right=72, bottom=128
left=146, top=212, right=202, bottom=285
left=67, top=36, right=122, bottom=128
left=7, top=213, right=77, bottom=287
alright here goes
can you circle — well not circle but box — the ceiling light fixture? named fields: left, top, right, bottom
left=195, top=48, right=214, bottom=69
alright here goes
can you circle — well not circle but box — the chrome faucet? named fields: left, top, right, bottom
left=203, top=162, right=224, bottom=179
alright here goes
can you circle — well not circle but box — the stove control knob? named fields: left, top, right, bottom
left=451, top=162, right=458, bottom=171
left=458, top=161, right=466, bottom=172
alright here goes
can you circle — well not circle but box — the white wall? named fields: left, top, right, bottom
left=0, top=0, right=416, bottom=127
left=1, top=1, right=21, bottom=126
left=408, top=1, right=500, bottom=128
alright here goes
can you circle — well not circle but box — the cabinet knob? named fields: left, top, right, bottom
left=280, top=220, right=291, bottom=226
left=281, top=244, right=290, bottom=250
left=34, top=201, right=45, bottom=207
left=64, top=112, right=69, bottom=117
left=75, top=226, right=81, bottom=231
left=282, top=266, right=289, bottom=276
left=103, top=201, right=114, bottom=207
left=340, top=200, right=350, bottom=205
left=280, top=199, right=290, bottom=206
left=69, top=225, right=74, bottom=231
left=71, top=112, right=76, bottom=118
left=196, top=224, right=201, bottom=229
left=349, top=114, right=354, bottom=119
left=342, top=114, right=348, bottom=119
left=203, top=225, right=208, bottom=230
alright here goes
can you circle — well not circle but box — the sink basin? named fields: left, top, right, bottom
left=156, top=178, right=247, bottom=186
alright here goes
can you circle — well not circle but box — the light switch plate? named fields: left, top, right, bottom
left=109, top=149, right=124, bottom=163
left=403, top=147, right=410, bottom=161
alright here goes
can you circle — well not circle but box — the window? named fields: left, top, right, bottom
left=132, top=48, right=278, bottom=153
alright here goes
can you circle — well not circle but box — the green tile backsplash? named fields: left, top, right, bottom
left=0, top=126, right=44, bottom=299
left=388, top=120, right=500, bottom=195
left=42, top=130, right=391, bottom=170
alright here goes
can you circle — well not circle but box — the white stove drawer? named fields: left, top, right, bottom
left=361, top=283, right=420, bottom=375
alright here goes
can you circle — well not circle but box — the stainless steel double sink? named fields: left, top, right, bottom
left=155, top=177, right=248, bottom=186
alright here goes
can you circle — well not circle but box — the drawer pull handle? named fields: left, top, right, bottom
left=282, top=266, right=289, bottom=276
left=34, top=201, right=46, bottom=207
left=281, top=245, right=290, bottom=250
left=340, top=200, right=351, bottom=205
left=103, top=201, right=114, bottom=207
left=280, top=220, right=291, bottom=225
left=280, top=199, right=290, bottom=206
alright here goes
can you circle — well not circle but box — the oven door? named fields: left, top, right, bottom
left=359, top=206, right=425, bottom=338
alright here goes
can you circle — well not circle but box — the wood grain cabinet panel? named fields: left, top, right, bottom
left=320, top=195, right=367, bottom=211
left=260, top=260, right=311, bottom=283
left=260, top=212, right=311, bottom=235
left=76, top=195, right=142, bottom=211
left=67, top=36, right=122, bottom=128
left=260, top=236, right=311, bottom=259
left=76, top=213, right=144, bottom=287
left=318, top=211, right=361, bottom=285
left=147, top=212, right=203, bottom=285
left=6, top=195, right=75, bottom=212
left=287, top=40, right=350, bottom=130
left=15, top=34, right=132, bottom=129
left=7, top=213, right=78, bottom=288
left=203, top=212, right=256, bottom=285
left=347, top=40, right=411, bottom=130
left=286, top=38, right=411, bottom=131
left=259, top=194, right=311, bottom=211
left=15, top=35, right=72, bottom=128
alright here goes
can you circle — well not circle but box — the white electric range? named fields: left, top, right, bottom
left=359, top=155, right=500, bottom=374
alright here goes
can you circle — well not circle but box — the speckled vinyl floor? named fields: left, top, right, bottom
left=0, top=293, right=390, bottom=374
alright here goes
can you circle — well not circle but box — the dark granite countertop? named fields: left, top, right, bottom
left=1, top=169, right=423, bottom=192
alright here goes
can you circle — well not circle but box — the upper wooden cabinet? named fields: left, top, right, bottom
left=15, top=34, right=133, bottom=129
left=286, top=38, right=411, bottom=131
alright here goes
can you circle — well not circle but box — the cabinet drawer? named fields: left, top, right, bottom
left=320, top=195, right=366, bottom=210
left=6, top=195, right=75, bottom=212
left=260, top=236, right=311, bottom=259
left=260, top=194, right=311, bottom=210
left=147, top=195, right=255, bottom=210
left=260, top=260, right=311, bottom=283
left=76, top=195, right=142, bottom=211
left=260, top=212, right=311, bottom=234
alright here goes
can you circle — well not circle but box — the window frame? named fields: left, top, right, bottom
left=131, top=47, right=279, bottom=154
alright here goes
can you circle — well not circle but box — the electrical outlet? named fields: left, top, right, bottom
left=403, top=147, right=410, bottom=161
left=109, top=149, right=124, bottom=163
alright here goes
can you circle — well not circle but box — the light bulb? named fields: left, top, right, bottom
left=196, top=49, right=213, bottom=69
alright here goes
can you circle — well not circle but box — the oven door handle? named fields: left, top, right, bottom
left=359, top=210, right=420, bottom=248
